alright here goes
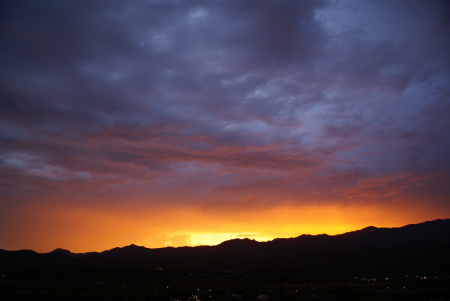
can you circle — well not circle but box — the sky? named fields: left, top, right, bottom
left=1, top=0, right=449, bottom=253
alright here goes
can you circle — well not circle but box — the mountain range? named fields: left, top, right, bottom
left=2, top=219, right=450, bottom=277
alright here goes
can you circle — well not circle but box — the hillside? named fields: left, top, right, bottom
left=2, top=219, right=450, bottom=275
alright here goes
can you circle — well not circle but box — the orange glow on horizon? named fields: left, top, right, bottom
left=2, top=198, right=446, bottom=253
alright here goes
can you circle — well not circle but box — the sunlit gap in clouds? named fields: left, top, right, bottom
left=0, top=193, right=444, bottom=253
left=158, top=233, right=272, bottom=248
left=127, top=203, right=436, bottom=250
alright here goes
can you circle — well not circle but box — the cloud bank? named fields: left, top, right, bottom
left=1, top=0, right=449, bottom=252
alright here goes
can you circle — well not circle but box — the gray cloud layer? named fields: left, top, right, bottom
left=1, top=0, right=449, bottom=209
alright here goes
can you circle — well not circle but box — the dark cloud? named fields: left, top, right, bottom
left=0, top=0, right=449, bottom=231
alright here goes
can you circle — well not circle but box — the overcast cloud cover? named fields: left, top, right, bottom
left=1, top=0, right=450, bottom=251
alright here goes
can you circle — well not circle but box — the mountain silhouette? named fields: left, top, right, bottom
left=1, top=219, right=450, bottom=277
left=49, top=248, right=73, bottom=255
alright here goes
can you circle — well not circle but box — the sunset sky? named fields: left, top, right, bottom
left=1, top=0, right=449, bottom=253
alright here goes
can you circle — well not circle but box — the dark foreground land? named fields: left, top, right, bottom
left=1, top=219, right=450, bottom=300
left=1, top=266, right=449, bottom=301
